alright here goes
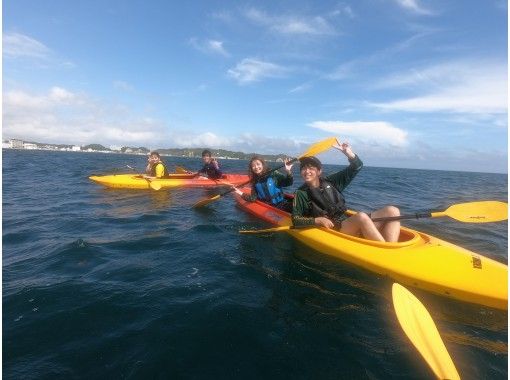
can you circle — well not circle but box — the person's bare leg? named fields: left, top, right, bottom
left=371, top=206, right=400, bottom=242
left=340, top=212, right=385, bottom=242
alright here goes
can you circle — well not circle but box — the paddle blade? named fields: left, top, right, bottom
left=240, top=226, right=293, bottom=234
left=298, top=137, right=338, bottom=158
left=193, top=194, right=221, bottom=208
left=392, top=283, right=460, bottom=380
left=175, top=165, right=191, bottom=174
left=439, top=201, right=508, bottom=223
left=149, top=180, right=162, bottom=191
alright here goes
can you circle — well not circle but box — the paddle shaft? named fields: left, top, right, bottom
left=126, top=165, right=161, bottom=190
left=371, top=213, right=432, bottom=222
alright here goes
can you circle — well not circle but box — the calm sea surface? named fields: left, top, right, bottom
left=3, top=149, right=508, bottom=379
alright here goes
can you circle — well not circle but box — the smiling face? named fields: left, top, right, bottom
left=148, top=154, right=160, bottom=164
left=202, top=154, right=212, bottom=164
left=300, top=164, right=321, bottom=187
left=250, top=159, right=264, bottom=175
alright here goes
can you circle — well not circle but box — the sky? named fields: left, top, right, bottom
left=2, top=0, right=508, bottom=173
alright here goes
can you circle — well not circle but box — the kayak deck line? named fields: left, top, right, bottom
left=235, top=191, right=508, bottom=310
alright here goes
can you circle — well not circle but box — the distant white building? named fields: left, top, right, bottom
left=23, top=143, right=38, bottom=150
left=71, top=146, right=81, bottom=151
left=10, top=139, right=24, bottom=149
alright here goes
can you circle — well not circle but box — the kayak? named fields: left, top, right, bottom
left=234, top=191, right=508, bottom=310
left=89, top=173, right=249, bottom=189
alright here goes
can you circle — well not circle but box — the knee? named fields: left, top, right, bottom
left=383, top=206, right=400, bottom=217
left=356, top=212, right=372, bottom=224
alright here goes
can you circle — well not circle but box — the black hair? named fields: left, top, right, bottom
left=247, top=155, right=268, bottom=180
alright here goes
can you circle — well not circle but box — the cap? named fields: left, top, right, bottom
left=299, top=156, right=322, bottom=170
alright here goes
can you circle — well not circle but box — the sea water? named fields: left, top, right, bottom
left=3, top=149, right=507, bottom=379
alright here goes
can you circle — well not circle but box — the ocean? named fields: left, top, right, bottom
left=3, top=149, right=508, bottom=379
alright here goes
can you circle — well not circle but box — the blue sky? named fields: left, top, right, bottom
left=3, top=0, right=508, bottom=172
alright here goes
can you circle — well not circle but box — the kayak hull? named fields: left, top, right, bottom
left=234, top=192, right=508, bottom=310
left=89, top=173, right=249, bottom=189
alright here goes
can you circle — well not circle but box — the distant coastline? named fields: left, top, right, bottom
left=2, top=138, right=287, bottom=162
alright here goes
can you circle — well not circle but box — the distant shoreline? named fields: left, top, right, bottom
left=4, top=148, right=506, bottom=175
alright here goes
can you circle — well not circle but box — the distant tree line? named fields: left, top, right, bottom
left=20, top=140, right=288, bottom=161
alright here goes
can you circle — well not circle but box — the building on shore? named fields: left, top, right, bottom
left=10, top=139, right=24, bottom=149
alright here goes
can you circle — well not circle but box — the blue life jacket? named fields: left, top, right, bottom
left=254, top=176, right=284, bottom=205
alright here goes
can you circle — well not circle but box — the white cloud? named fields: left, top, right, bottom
left=309, top=121, right=408, bottom=146
left=288, top=82, right=312, bottom=94
left=245, top=8, right=336, bottom=36
left=167, top=132, right=309, bottom=155
left=3, top=32, right=51, bottom=59
left=370, top=60, right=507, bottom=114
left=330, top=5, right=355, bottom=19
left=228, top=58, right=287, bottom=84
left=3, top=87, right=163, bottom=145
left=3, top=32, right=75, bottom=68
left=393, top=0, right=433, bottom=15
left=2, top=86, right=313, bottom=155
left=189, top=38, right=230, bottom=56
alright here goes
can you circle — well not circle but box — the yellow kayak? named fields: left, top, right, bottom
left=235, top=192, right=508, bottom=310
left=89, top=173, right=250, bottom=189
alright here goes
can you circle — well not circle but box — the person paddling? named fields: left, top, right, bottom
left=234, top=155, right=294, bottom=212
left=292, top=142, right=401, bottom=242
left=197, top=149, right=223, bottom=179
left=144, top=151, right=169, bottom=178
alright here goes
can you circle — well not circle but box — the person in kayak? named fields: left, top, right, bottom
left=234, top=156, right=294, bottom=212
left=197, top=149, right=223, bottom=179
left=144, top=151, right=169, bottom=178
left=292, top=142, right=401, bottom=242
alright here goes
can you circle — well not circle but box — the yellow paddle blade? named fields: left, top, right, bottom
left=433, top=201, right=508, bottom=223
left=175, top=165, right=190, bottom=174
left=240, top=225, right=293, bottom=234
left=392, top=283, right=460, bottom=380
left=298, top=137, right=338, bottom=158
left=193, top=194, right=221, bottom=208
left=148, top=180, right=162, bottom=191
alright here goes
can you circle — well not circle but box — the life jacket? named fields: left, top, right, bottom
left=200, top=164, right=222, bottom=179
left=306, top=178, right=347, bottom=220
left=255, top=176, right=284, bottom=205
left=150, top=162, right=169, bottom=177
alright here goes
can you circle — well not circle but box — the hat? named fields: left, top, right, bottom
left=299, top=156, right=322, bottom=170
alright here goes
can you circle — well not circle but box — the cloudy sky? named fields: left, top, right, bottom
left=3, top=0, right=508, bottom=172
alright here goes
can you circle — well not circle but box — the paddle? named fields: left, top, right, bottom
left=392, top=283, right=460, bottom=380
left=192, top=137, right=338, bottom=208
left=175, top=165, right=192, bottom=174
left=126, top=165, right=162, bottom=191
left=239, top=200, right=508, bottom=234
left=371, top=201, right=508, bottom=224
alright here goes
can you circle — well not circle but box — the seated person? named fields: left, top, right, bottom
left=197, top=149, right=223, bottom=179
left=292, top=142, right=400, bottom=242
left=234, top=156, right=294, bottom=212
left=145, top=151, right=168, bottom=178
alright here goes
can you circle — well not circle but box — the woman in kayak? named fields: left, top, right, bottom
left=145, top=151, right=169, bottom=178
left=197, top=149, right=223, bottom=179
left=234, top=156, right=294, bottom=212
left=292, top=142, right=401, bottom=242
